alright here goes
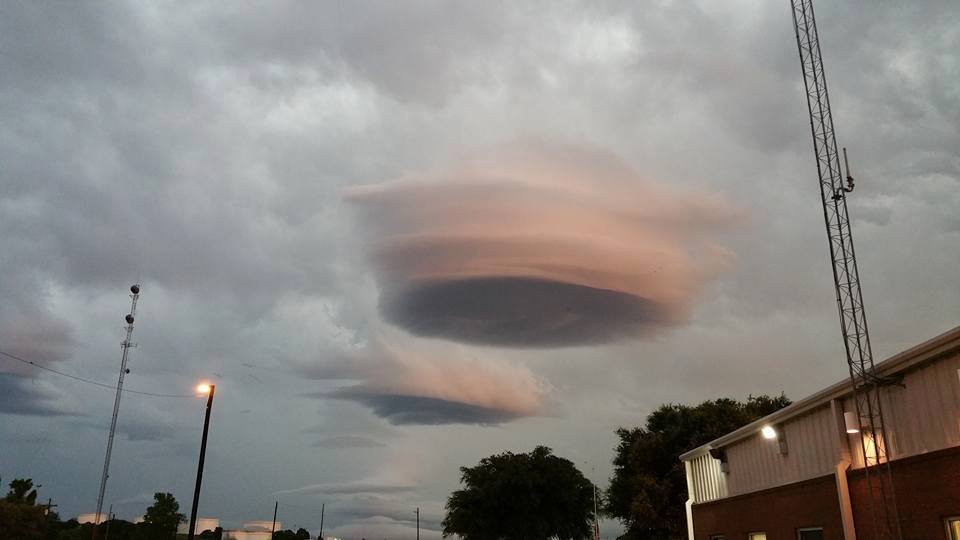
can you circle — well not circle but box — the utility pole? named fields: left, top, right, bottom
left=415, top=507, right=420, bottom=540
left=319, top=503, right=325, bottom=540
left=104, top=505, right=113, bottom=540
left=44, top=498, right=58, bottom=516
left=271, top=500, right=278, bottom=537
left=93, top=284, right=141, bottom=539
left=187, top=384, right=216, bottom=540
left=593, top=485, right=599, bottom=540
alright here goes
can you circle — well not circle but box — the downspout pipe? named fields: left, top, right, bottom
left=684, top=460, right=696, bottom=540
left=835, top=458, right=857, bottom=540
left=831, top=398, right=858, bottom=540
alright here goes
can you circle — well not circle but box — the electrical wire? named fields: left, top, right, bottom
left=0, top=349, right=194, bottom=398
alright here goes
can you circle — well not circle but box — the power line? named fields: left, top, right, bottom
left=0, top=349, right=193, bottom=398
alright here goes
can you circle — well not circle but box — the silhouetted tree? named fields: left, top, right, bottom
left=605, top=394, right=791, bottom=540
left=443, top=446, right=596, bottom=540
left=0, top=476, right=49, bottom=540
left=199, top=526, right=224, bottom=540
left=5, top=477, right=39, bottom=505
left=138, top=492, right=184, bottom=539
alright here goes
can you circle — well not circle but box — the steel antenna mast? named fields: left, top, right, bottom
left=789, top=1, right=902, bottom=538
left=93, top=284, right=141, bottom=534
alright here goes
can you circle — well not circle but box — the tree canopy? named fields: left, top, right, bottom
left=443, top=446, right=597, bottom=540
left=140, top=492, right=185, bottom=539
left=605, top=394, right=790, bottom=540
left=0, top=476, right=53, bottom=540
left=272, top=528, right=310, bottom=540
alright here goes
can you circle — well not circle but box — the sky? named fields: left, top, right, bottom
left=1, top=1, right=958, bottom=538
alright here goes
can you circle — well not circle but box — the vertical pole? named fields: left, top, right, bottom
left=593, top=485, right=599, bottom=540
left=187, top=385, right=215, bottom=540
left=271, top=500, right=278, bottom=537
left=104, top=505, right=113, bottom=540
left=416, top=507, right=419, bottom=540
left=319, top=503, right=325, bottom=540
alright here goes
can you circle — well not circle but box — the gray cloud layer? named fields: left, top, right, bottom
left=1, top=2, right=957, bottom=538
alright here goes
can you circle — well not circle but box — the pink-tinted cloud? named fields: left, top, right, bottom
left=303, top=336, right=549, bottom=425
left=347, top=141, right=741, bottom=347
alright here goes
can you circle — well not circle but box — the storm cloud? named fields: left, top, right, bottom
left=348, top=142, right=741, bottom=347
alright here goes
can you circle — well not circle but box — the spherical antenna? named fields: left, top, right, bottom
left=130, top=284, right=140, bottom=295
left=125, top=314, right=135, bottom=324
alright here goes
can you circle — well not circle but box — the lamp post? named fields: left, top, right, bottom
left=187, top=383, right=215, bottom=540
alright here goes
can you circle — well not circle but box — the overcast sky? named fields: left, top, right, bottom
left=1, top=1, right=957, bottom=538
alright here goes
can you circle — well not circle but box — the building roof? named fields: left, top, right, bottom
left=679, top=324, right=960, bottom=461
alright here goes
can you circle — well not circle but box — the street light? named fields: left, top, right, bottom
left=187, top=383, right=215, bottom=540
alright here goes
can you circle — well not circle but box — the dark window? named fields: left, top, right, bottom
left=797, top=528, right=824, bottom=540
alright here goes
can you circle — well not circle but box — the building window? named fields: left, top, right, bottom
left=748, top=533, right=766, bottom=540
left=797, top=527, right=824, bottom=540
left=946, top=516, right=960, bottom=540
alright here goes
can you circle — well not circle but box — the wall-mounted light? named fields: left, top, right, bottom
left=843, top=411, right=860, bottom=434
left=761, top=425, right=777, bottom=440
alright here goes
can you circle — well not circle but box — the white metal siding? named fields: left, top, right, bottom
left=687, top=452, right=728, bottom=503
left=845, top=350, right=960, bottom=467
left=724, top=404, right=839, bottom=496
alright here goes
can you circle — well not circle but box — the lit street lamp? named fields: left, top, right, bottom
left=187, top=383, right=215, bottom=540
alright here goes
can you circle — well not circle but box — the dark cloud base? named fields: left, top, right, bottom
left=381, top=277, right=664, bottom=347
left=0, top=374, right=71, bottom=417
left=332, top=390, right=524, bottom=425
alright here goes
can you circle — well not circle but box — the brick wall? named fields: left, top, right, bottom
left=691, top=474, right=844, bottom=539
left=690, top=446, right=960, bottom=540
left=848, top=446, right=960, bottom=540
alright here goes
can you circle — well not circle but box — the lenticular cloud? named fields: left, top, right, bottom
left=347, top=142, right=740, bottom=348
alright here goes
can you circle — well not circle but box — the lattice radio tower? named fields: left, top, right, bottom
left=93, top=284, right=141, bottom=531
left=789, top=1, right=902, bottom=538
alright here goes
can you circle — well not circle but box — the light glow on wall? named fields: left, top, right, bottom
left=761, top=425, right=777, bottom=440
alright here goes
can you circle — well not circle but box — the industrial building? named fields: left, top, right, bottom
left=681, top=325, right=960, bottom=540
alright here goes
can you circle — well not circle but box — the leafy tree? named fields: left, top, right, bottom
left=0, top=476, right=50, bottom=540
left=199, top=526, right=224, bottom=540
left=272, top=529, right=310, bottom=540
left=0, top=500, right=49, bottom=540
left=605, top=394, right=790, bottom=540
left=5, top=477, right=39, bottom=505
left=443, top=446, right=596, bottom=540
left=138, top=492, right=184, bottom=539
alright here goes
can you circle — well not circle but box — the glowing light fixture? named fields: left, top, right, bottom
left=843, top=411, right=860, bottom=434
left=761, top=425, right=777, bottom=440
left=196, top=383, right=212, bottom=395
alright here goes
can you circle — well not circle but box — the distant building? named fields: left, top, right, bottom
left=178, top=517, right=220, bottom=535
left=76, top=513, right=107, bottom=525
left=681, top=325, right=960, bottom=539
left=222, top=520, right=282, bottom=540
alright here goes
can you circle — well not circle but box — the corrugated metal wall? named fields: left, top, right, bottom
left=724, top=404, right=839, bottom=496
left=688, top=452, right=728, bottom=503
left=845, top=351, right=960, bottom=468
left=687, top=349, right=960, bottom=501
